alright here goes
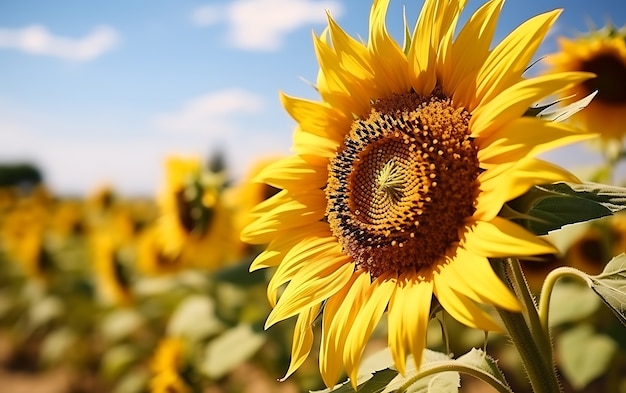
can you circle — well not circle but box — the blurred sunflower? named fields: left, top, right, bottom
left=90, top=231, right=133, bottom=306
left=136, top=225, right=184, bottom=276
left=544, top=24, right=626, bottom=140
left=149, top=337, right=192, bottom=393
left=241, top=0, right=595, bottom=387
left=157, top=156, right=242, bottom=270
left=0, top=200, right=50, bottom=279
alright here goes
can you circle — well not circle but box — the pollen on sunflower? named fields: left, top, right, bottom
left=241, top=0, right=595, bottom=388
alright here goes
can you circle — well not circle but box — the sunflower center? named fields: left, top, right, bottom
left=581, top=53, right=626, bottom=104
left=326, top=91, right=481, bottom=278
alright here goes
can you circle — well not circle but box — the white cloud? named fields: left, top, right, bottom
left=154, top=88, right=265, bottom=134
left=191, top=0, right=343, bottom=50
left=0, top=24, right=119, bottom=61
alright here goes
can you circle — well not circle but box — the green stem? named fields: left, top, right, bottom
left=493, top=259, right=562, bottom=393
left=397, top=362, right=513, bottom=393
left=508, top=258, right=553, bottom=364
left=538, top=266, right=592, bottom=338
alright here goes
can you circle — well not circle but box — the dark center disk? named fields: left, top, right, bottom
left=581, top=53, right=626, bottom=105
left=326, top=91, right=481, bottom=278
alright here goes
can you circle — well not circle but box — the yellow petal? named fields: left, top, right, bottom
left=314, top=32, right=371, bottom=116
left=344, top=272, right=396, bottom=387
left=441, top=248, right=520, bottom=311
left=250, top=222, right=330, bottom=271
left=293, top=128, right=339, bottom=159
left=368, top=0, right=409, bottom=95
left=387, top=273, right=432, bottom=375
left=472, top=10, right=561, bottom=109
left=265, top=255, right=353, bottom=328
left=327, top=12, right=373, bottom=81
left=434, top=281, right=503, bottom=331
left=267, top=236, right=341, bottom=306
left=241, top=190, right=326, bottom=244
left=476, top=158, right=579, bottom=220
left=477, top=117, right=595, bottom=165
left=471, top=71, right=594, bottom=137
left=320, top=270, right=370, bottom=388
left=280, top=304, right=321, bottom=381
left=463, top=217, right=557, bottom=258
left=254, top=155, right=328, bottom=192
left=280, top=93, right=348, bottom=142
left=447, top=0, right=503, bottom=102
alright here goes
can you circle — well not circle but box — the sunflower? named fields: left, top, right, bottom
left=90, top=231, right=133, bottom=306
left=544, top=24, right=626, bottom=140
left=0, top=199, right=49, bottom=279
left=149, top=337, right=192, bottom=393
left=241, top=0, right=595, bottom=387
left=157, top=156, right=242, bottom=270
left=136, top=225, right=184, bottom=276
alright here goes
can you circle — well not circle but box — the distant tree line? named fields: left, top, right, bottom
left=0, top=163, right=43, bottom=187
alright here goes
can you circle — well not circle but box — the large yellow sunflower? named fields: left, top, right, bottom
left=544, top=24, right=626, bottom=140
left=241, top=0, right=595, bottom=387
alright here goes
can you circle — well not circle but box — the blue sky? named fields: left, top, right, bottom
left=1, top=0, right=625, bottom=196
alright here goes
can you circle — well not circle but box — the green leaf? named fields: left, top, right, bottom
left=589, top=253, right=626, bottom=326
left=548, top=281, right=601, bottom=326
left=167, top=295, right=224, bottom=342
left=506, top=182, right=626, bottom=235
left=556, top=324, right=617, bottom=390
left=199, top=324, right=266, bottom=379
left=456, top=348, right=509, bottom=390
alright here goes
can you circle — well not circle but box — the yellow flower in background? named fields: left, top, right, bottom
left=544, top=24, right=626, bottom=140
left=0, top=200, right=49, bottom=279
left=241, top=0, right=595, bottom=387
left=157, top=156, right=242, bottom=270
left=90, top=231, right=133, bottom=306
left=150, top=337, right=191, bottom=393
left=136, top=225, right=184, bottom=276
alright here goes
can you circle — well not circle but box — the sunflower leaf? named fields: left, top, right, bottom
left=456, top=348, right=510, bottom=391
left=589, top=253, right=626, bottom=327
left=506, top=182, right=626, bottom=235
left=556, top=324, right=618, bottom=390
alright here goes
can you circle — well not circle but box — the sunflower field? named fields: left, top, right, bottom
left=2, top=1, right=626, bottom=393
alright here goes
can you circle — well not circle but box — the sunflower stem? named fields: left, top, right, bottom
left=493, top=259, right=562, bottom=393
left=538, top=266, right=593, bottom=340
left=507, top=258, right=553, bottom=364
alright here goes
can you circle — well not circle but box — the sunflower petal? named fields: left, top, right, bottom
left=267, top=236, right=341, bottom=306
left=463, top=217, right=557, bottom=258
left=387, top=273, right=432, bottom=375
left=320, top=270, right=369, bottom=388
left=441, top=248, right=520, bottom=311
left=241, top=190, right=326, bottom=244
left=369, top=0, right=409, bottom=95
left=447, top=0, right=503, bottom=102
left=344, top=272, right=396, bottom=386
left=265, top=255, right=353, bottom=328
left=434, top=279, right=502, bottom=331
left=477, top=117, right=595, bottom=165
left=280, top=93, right=348, bottom=142
left=471, top=71, right=595, bottom=137
left=254, top=154, right=328, bottom=191
left=472, top=10, right=561, bottom=109
left=280, top=303, right=322, bottom=381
